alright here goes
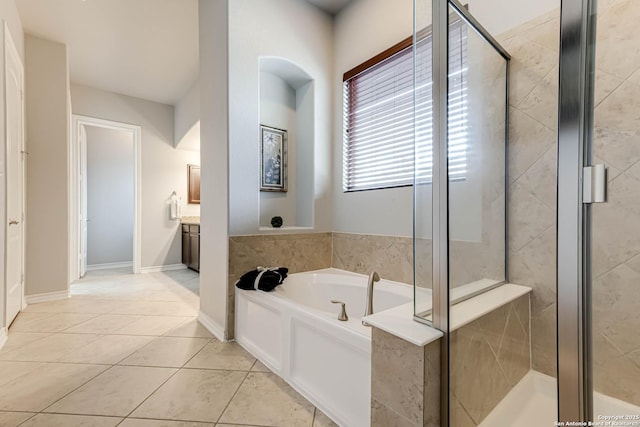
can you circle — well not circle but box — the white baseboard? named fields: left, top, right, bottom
left=197, top=311, right=226, bottom=342
left=86, top=261, right=132, bottom=271
left=140, top=264, right=188, bottom=274
left=25, top=290, right=70, bottom=305
left=0, top=328, right=7, bottom=352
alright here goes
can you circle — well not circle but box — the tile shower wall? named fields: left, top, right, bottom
left=226, top=233, right=332, bottom=339
left=497, top=8, right=560, bottom=378
left=500, top=0, right=640, bottom=406
left=591, top=0, right=640, bottom=406
left=450, top=295, right=530, bottom=426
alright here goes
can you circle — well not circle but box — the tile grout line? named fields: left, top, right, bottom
left=35, top=355, right=114, bottom=417
left=116, top=335, right=215, bottom=422
left=108, top=335, right=174, bottom=367
left=106, top=364, right=181, bottom=421
left=115, top=337, right=213, bottom=370
left=508, top=139, right=555, bottom=187
left=215, top=365, right=256, bottom=425
left=593, top=77, right=625, bottom=110
left=593, top=249, right=640, bottom=281
left=25, top=326, right=211, bottom=425
left=19, top=310, right=198, bottom=316
left=0, top=334, right=225, bottom=367
left=509, top=222, right=554, bottom=257
left=6, top=312, right=202, bottom=420
left=17, top=413, right=124, bottom=425
left=14, top=412, right=39, bottom=427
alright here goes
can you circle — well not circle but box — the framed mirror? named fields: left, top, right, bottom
left=188, top=164, right=200, bottom=204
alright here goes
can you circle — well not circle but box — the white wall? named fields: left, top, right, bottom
left=332, top=0, right=520, bottom=240
left=466, top=0, right=558, bottom=37
left=228, top=0, right=333, bottom=235
left=295, top=80, right=314, bottom=227
left=175, top=78, right=200, bottom=152
left=85, top=126, right=134, bottom=266
left=198, top=0, right=229, bottom=338
left=25, top=34, right=70, bottom=297
left=332, top=0, right=415, bottom=237
left=259, top=71, right=298, bottom=227
left=71, top=83, right=200, bottom=268
left=0, top=0, right=24, bottom=333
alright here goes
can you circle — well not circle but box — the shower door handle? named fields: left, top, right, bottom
left=583, top=164, right=607, bottom=204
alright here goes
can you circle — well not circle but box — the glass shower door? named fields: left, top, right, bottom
left=446, top=4, right=511, bottom=425
left=590, top=0, right=640, bottom=419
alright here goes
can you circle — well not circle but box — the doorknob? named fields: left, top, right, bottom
left=8, top=220, right=19, bottom=225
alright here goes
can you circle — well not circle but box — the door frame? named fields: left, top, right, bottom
left=557, top=0, right=597, bottom=422
left=69, top=115, right=142, bottom=280
left=4, top=22, right=25, bottom=325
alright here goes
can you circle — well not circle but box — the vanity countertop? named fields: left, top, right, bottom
left=181, top=216, right=200, bottom=225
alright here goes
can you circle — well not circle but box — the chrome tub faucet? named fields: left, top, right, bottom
left=362, top=271, right=380, bottom=326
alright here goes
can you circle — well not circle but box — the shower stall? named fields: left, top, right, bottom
left=413, top=0, right=640, bottom=425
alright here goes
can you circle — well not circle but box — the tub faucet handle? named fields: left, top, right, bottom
left=330, top=300, right=349, bottom=321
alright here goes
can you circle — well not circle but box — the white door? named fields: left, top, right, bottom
left=5, top=25, right=24, bottom=326
left=79, top=125, right=88, bottom=277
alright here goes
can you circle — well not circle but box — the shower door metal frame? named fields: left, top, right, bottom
left=431, top=0, right=450, bottom=423
left=557, top=0, right=597, bottom=422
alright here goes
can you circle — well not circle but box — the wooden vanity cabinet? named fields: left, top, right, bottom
left=182, top=224, right=200, bottom=272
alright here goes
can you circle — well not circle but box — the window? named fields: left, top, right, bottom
left=342, top=22, right=468, bottom=192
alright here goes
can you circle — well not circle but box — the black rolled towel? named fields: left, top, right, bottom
left=235, top=267, right=289, bottom=292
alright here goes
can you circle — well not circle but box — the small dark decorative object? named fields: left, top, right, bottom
left=271, top=216, right=283, bottom=228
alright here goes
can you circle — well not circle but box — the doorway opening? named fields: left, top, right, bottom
left=70, top=115, right=142, bottom=281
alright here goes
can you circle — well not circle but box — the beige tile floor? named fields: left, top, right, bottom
left=0, top=268, right=337, bottom=427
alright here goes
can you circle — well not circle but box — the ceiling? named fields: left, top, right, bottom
left=16, top=0, right=352, bottom=106
left=17, top=0, right=199, bottom=106
left=305, top=0, right=353, bottom=15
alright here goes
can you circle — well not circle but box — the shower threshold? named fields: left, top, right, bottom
left=478, top=370, right=640, bottom=426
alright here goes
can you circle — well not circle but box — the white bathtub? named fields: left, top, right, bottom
left=235, top=268, right=413, bottom=427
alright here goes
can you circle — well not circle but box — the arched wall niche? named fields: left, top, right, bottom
left=258, top=56, right=315, bottom=229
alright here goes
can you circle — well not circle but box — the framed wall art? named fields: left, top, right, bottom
left=187, top=164, right=201, bottom=204
left=260, top=125, right=288, bottom=192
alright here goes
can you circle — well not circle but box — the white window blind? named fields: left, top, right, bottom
left=343, top=22, right=468, bottom=192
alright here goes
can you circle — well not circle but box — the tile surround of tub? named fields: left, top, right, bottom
left=227, top=230, right=506, bottom=342
left=332, top=233, right=504, bottom=289
left=450, top=294, right=531, bottom=426
left=332, top=233, right=415, bottom=285
left=371, top=328, right=440, bottom=427
left=227, top=233, right=332, bottom=339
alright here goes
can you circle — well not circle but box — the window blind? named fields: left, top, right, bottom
left=343, top=22, right=468, bottom=192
